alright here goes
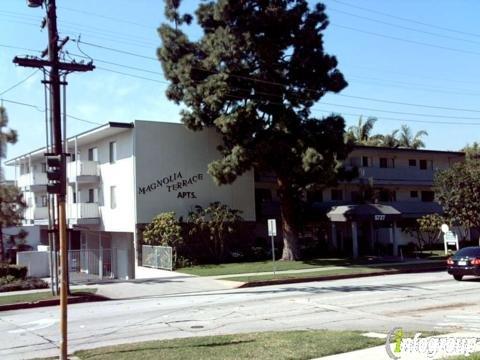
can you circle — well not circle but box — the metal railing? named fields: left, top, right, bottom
left=68, top=249, right=116, bottom=282
left=142, top=245, right=173, bottom=271
left=67, top=160, right=99, bottom=178
left=17, top=172, right=48, bottom=188
left=67, top=203, right=100, bottom=219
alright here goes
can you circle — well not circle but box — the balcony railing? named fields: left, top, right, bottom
left=358, top=167, right=435, bottom=184
left=67, top=161, right=100, bottom=183
left=68, top=203, right=100, bottom=220
left=17, top=172, right=48, bottom=190
left=24, top=206, right=48, bottom=221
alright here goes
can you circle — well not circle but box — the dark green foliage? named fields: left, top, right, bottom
left=435, top=160, right=480, bottom=232
left=0, top=106, right=26, bottom=261
left=158, top=1, right=352, bottom=260
left=0, top=264, right=28, bottom=279
left=188, top=202, right=243, bottom=262
left=0, top=277, right=48, bottom=293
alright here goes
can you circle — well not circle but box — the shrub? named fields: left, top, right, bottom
left=0, top=264, right=27, bottom=279
left=188, top=202, right=243, bottom=263
left=143, top=212, right=184, bottom=269
left=0, top=277, right=48, bottom=292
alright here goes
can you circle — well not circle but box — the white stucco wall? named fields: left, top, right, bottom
left=134, top=121, right=256, bottom=223
left=74, top=129, right=136, bottom=232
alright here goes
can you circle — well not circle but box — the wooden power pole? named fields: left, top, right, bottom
left=13, top=1, right=94, bottom=358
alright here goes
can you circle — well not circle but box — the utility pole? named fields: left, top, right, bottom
left=13, top=1, right=94, bottom=359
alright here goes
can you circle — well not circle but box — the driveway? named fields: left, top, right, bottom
left=92, top=266, right=239, bottom=299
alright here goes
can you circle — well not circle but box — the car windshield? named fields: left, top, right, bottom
left=453, top=247, right=480, bottom=258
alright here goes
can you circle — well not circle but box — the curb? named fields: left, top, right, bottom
left=237, top=265, right=446, bottom=288
left=0, top=292, right=110, bottom=312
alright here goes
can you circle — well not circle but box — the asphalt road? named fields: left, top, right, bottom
left=1, top=271, right=479, bottom=359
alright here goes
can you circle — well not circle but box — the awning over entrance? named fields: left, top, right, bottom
left=327, top=203, right=402, bottom=222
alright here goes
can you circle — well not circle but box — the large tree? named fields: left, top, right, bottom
left=435, top=160, right=480, bottom=235
left=0, top=106, right=26, bottom=261
left=158, top=0, right=353, bottom=260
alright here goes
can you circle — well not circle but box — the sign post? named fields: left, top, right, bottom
left=267, top=219, right=277, bottom=277
left=442, top=224, right=459, bottom=254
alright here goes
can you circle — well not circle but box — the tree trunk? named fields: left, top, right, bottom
left=277, top=178, right=300, bottom=261
left=0, top=229, right=4, bottom=262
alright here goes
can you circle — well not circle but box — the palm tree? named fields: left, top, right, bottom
left=378, top=129, right=399, bottom=148
left=346, top=116, right=380, bottom=145
left=398, top=125, right=428, bottom=149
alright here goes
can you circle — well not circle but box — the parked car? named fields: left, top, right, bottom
left=447, top=246, right=480, bottom=281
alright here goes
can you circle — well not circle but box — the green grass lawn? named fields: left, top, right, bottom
left=73, top=330, right=385, bottom=360
left=0, top=288, right=97, bottom=306
left=178, top=257, right=444, bottom=278
left=178, top=258, right=369, bottom=276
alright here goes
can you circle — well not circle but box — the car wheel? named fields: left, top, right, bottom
left=453, top=275, right=463, bottom=281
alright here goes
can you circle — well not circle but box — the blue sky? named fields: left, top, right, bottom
left=2, top=0, right=480, bottom=178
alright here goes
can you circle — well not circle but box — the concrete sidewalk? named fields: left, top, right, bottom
left=314, top=332, right=480, bottom=360
left=93, top=266, right=239, bottom=299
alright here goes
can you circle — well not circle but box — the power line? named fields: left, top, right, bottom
left=58, top=6, right=152, bottom=30
left=313, top=107, right=480, bottom=126
left=336, top=93, right=480, bottom=114
left=75, top=39, right=480, bottom=114
left=74, top=40, right=480, bottom=96
left=328, top=7, right=480, bottom=46
left=331, top=23, right=480, bottom=57
left=0, top=43, right=41, bottom=53
left=330, top=0, right=480, bottom=39
left=0, top=70, right=40, bottom=96
left=74, top=39, right=157, bottom=60
left=320, top=101, right=480, bottom=121
left=0, top=98, right=102, bottom=125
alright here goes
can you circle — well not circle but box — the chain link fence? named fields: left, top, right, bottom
left=142, top=245, right=173, bottom=271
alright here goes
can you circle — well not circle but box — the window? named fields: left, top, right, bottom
left=331, top=189, right=343, bottom=201
left=362, top=156, right=369, bottom=167
left=379, top=158, right=395, bottom=168
left=72, top=191, right=77, bottom=204
left=41, top=195, right=48, bottom=207
left=419, top=159, right=428, bottom=170
left=410, top=190, right=418, bottom=198
left=421, top=191, right=435, bottom=202
left=110, top=186, right=117, bottom=209
left=408, top=159, right=417, bottom=167
left=88, top=188, right=97, bottom=203
left=379, top=189, right=396, bottom=202
left=109, top=141, right=117, bottom=164
left=88, top=147, right=98, bottom=161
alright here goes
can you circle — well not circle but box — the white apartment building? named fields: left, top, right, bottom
left=6, top=121, right=465, bottom=276
left=6, top=121, right=256, bottom=279
left=255, top=146, right=465, bottom=258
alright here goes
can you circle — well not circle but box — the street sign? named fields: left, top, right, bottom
left=444, top=230, right=459, bottom=254
left=444, top=231, right=457, bottom=245
left=268, top=219, right=277, bottom=237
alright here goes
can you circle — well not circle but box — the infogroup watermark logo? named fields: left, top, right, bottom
left=385, top=327, right=479, bottom=359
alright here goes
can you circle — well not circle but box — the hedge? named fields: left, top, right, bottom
left=0, top=264, right=28, bottom=280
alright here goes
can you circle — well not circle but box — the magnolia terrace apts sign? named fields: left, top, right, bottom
left=138, top=171, right=204, bottom=199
